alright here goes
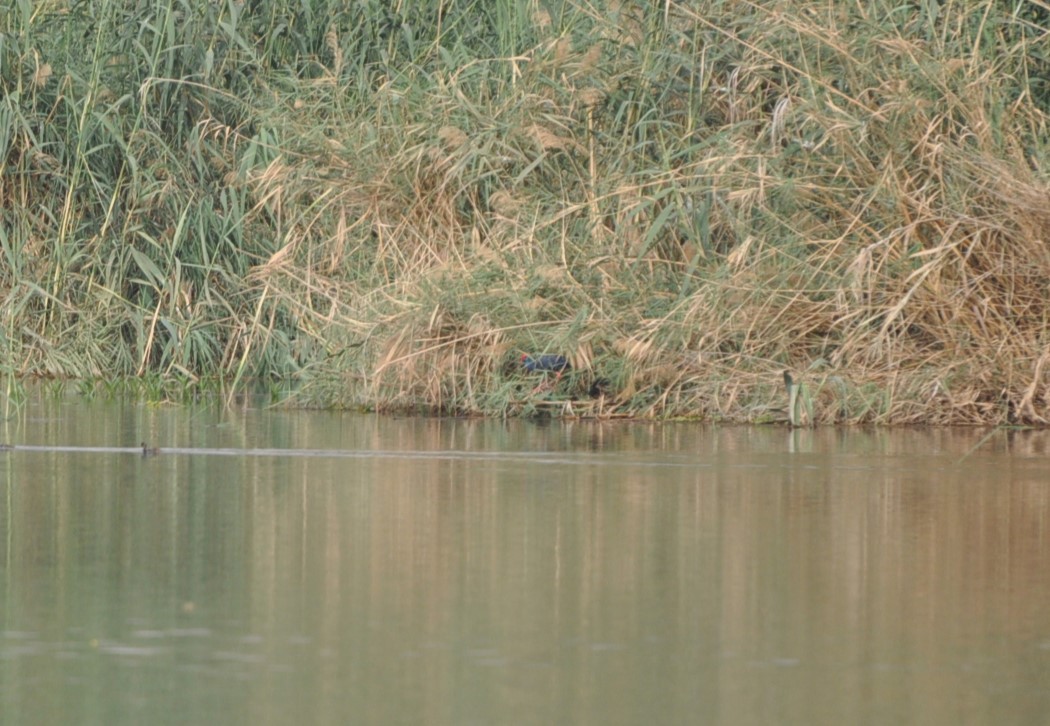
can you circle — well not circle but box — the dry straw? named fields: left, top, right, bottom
left=3, top=0, right=1050, bottom=423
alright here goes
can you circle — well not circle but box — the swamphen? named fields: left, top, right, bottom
left=521, top=354, right=570, bottom=372
left=521, top=353, right=570, bottom=392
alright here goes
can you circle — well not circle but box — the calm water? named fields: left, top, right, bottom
left=1, top=396, right=1049, bottom=725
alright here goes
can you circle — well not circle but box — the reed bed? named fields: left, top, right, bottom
left=2, top=0, right=1049, bottom=423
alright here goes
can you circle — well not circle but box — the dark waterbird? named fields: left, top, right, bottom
left=521, top=353, right=570, bottom=393
left=521, top=354, right=570, bottom=373
left=141, top=442, right=160, bottom=456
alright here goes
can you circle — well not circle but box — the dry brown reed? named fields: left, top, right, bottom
left=255, top=1, right=1050, bottom=423
left=5, top=0, right=1050, bottom=423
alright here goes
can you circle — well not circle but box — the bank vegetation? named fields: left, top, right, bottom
left=2, top=0, right=1050, bottom=423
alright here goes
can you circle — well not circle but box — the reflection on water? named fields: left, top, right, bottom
left=1, top=397, right=1050, bottom=725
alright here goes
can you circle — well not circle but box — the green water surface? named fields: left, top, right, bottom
left=1, top=398, right=1049, bottom=725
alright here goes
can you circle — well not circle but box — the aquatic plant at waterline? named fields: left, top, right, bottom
left=2, top=0, right=1049, bottom=423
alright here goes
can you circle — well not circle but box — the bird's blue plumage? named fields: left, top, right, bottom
left=522, top=354, right=569, bottom=372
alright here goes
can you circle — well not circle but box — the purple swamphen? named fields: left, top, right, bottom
left=521, top=353, right=570, bottom=392
left=521, top=354, right=570, bottom=373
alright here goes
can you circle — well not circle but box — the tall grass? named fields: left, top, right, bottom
left=2, top=0, right=1050, bottom=423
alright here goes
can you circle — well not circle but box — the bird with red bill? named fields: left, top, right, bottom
left=521, top=353, right=570, bottom=392
left=521, top=354, right=570, bottom=373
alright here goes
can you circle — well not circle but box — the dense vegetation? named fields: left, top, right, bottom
left=2, top=0, right=1049, bottom=423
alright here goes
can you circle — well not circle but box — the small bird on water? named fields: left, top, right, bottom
left=141, top=442, right=160, bottom=456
